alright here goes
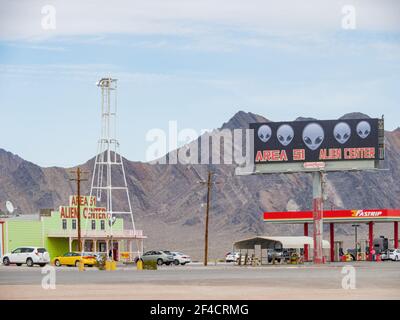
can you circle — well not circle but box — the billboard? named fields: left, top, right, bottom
left=251, top=118, right=384, bottom=164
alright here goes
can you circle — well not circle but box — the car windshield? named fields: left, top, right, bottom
left=163, top=251, right=172, bottom=254
left=37, top=248, right=47, bottom=253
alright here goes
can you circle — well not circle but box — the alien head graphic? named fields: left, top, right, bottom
left=258, top=125, right=272, bottom=143
left=333, top=122, right=351, bottom=144
left=277, top=124, right=294, bottom=146
left=302, top=123, right=324, bottom=150
left=356, top=121, right=371, bottom=139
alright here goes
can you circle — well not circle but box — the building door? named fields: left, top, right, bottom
left=112, top=242, right=119, bottom=261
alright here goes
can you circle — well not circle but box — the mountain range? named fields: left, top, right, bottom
left=1, top=111, right=399, bottom=259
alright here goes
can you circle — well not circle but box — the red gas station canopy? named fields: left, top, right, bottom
left=263, top=209, right=400, bottom=224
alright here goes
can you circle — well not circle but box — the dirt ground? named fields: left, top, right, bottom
left=2, top=283, right=399, bottom=300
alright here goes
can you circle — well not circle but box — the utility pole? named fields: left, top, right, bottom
left=70, top=167, right=88, bottom=252
left=204, top=171, right=212, bottom=266
left=195, top=168, right=221, bottom=266
left=188, top=166, right=221, bottom=266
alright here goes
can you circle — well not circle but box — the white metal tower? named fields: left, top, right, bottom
left=85, top=77, right=143, bottom=260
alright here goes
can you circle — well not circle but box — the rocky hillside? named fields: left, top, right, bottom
left=1, top=111, right=399, bottom=259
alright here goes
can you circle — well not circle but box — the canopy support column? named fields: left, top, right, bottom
left=330, top=223, right=334, bottom=262
left=304, top=223, right=309, bottom=261
left=369, top=222, right=374, bottom=261
left=394, top=222, right=398, bottom=249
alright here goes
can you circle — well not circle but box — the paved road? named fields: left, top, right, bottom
left=0, top=262, right=399, bottom=299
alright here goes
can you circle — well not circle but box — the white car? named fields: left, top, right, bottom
left=381, top=249, right=400, bottom=261
left=2, top=246, right=50, bottom=267
left=225, top=252, right=240, bottom=263
left=171, top=252, right=191, bottom=265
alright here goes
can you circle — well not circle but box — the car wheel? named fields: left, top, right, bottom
left=55, top=260, right=61, bottom=267
left=3, top=257, right=10, bottom=266
left=396, top=256, right=399, bottom=261
left=174, top=260, right=180, bottom=266
left=165, top=262, right=171, bottom=266
left=157, top=259, right=163, bottom=266
left=16, top=263, right=22, bottom=266
left=26, top=258, right=34, bottom=267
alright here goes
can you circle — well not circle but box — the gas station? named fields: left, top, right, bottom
left=263, top=208, right=400, bottom=262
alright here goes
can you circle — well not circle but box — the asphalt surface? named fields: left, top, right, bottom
left=0, top=261, right=399, bottom=299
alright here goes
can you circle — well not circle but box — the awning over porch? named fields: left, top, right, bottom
left=233, top=236, right=330, bottom=250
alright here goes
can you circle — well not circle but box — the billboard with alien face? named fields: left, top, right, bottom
left=251, top=118, right=384, bottom=164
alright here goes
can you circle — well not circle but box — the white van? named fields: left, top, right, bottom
left=2, top=246, right=50, bottom=267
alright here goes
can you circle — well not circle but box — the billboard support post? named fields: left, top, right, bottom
left=312, top=171, right=324, bottom=264
left=395, top=222, right=399, bottom=249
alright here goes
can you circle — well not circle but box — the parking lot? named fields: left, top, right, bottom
left=0, top=261, right=399, bottom=299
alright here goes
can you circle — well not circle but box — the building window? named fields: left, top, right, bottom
left=91, top=220, right=96, bottom=230
left=101, top=220, right=105, bottom=230
left=62, top=219, right=67, bottom=230
left=72, top=219, right=77, bottom=230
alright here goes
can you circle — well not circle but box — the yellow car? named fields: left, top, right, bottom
left=53, top=252, right=97, bottom=267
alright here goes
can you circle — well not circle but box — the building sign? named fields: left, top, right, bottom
left=60, top=195, right=108, bottom=219
left=251, top=118, right=384, bottom=164
left=263, top=209, right=400, bottom=223
left=59, top=206, right=109, bottom=219
left=69, top=195, right=96, bottom=207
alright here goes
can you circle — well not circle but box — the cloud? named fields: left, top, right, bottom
left=0, top=0, right=399, bottom=41
left=0, top=64, right=177, bottom=86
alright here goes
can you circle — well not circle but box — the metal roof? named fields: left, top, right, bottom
left=233, top=236, right=330, bottom=250
left=263, top=209, right=400, bottom=224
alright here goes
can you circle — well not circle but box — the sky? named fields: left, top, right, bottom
left=0, top=0, right=399, bottom=167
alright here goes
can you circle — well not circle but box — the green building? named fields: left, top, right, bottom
left=0, top=196, right=145, bottom=261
